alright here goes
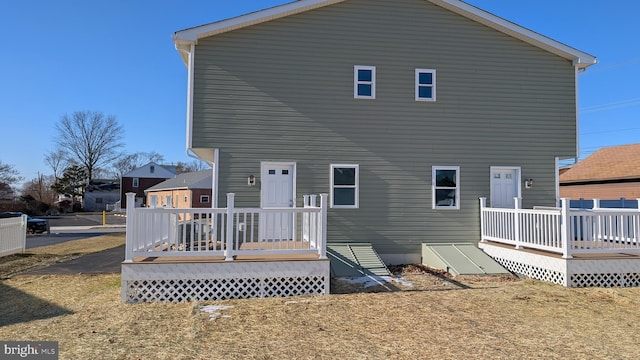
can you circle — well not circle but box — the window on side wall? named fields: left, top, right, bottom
left=200, top=195, right=210, bottom=204
left=354, top=65, right=376, bottom=99
left=331, top=164, right=359, bottom=208
left=415, top=68, right=436, bottom=101
left=432, top=166, right=459, bottom=210
left=132, top=178, right=139, bottom=188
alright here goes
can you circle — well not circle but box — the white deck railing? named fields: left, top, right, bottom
left=480, top=198, right=640, bottom=258
left=124, top=192, right=328, bottom=262
left=0, top=215, right=27, bottom=257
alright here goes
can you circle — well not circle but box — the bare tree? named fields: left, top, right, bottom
left=0, top=160, right=22, bottom=185
left=21, top=174, right=57, bottom=207
left=174, top=160, right=210, bottom=174
left=44, top=149, right=67, bottom=179
left=143, top=151, right=165, bottom=164
left=54, top=111, right=124, bottom=182
left=110, top=153, right=142, bottom=179
left=0, top=161, right=22, bottom=202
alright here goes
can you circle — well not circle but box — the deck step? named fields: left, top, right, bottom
left=327, top=243, right=390, bottom=277
left=422, top=243, right=510, bottom=275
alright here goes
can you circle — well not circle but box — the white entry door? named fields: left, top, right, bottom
left=490, top=167, right=520, bottom=208
left=260, top=163, right=295, bottom=240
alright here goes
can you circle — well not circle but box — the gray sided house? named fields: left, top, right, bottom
left=173, top=0, right=596, bottom=264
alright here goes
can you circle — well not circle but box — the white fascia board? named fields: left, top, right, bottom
left=428, top=0, right=597, bottom=69
left=173, top=0, right=344, bottom=43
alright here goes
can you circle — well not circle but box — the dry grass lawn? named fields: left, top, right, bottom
left=1, top=235, right=639, bottom=359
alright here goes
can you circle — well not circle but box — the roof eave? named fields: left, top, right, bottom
left=173, top=0, right=344, bottom=43
left=172, top=0, right=597, bottom=69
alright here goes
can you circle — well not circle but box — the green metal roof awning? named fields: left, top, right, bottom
left=327, top=243, right=390, bottom=277
left=422, top=243, right=510, bottom=275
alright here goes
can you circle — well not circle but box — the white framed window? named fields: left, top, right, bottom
left=331, top=164, right=359, bottom=208
left=132, top=178, right=139, bottom=188
left=354, top=65, right=376, bottom=99
left=415, top=68, right=436, bottom=101
left=200, top=195, right=210, bottom=204
left=432, top=166, right=459, bottom=210
left=184, top=196, right=188, bottom=203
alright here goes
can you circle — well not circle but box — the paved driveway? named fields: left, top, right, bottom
left=25, top=245, right=124, bottom=275
left=23, top=213, right=126, bottom=274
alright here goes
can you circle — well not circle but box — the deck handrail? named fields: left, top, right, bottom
left=125, top=192, right=328, bottom=262
left=480, top=197, right=640, bottom=258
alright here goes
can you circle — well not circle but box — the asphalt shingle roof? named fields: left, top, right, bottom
left=144, top=170, right=212, bottom=192
left=560, top=143, right=640, bottom=183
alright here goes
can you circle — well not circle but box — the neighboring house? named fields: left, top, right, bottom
left=84, top=179, right=120, bottom=212
left=172, top=0, right=596, bottom=265
left=560, top=143, right=640, bottom=200
left=144, top=170, right=213, bottom=210
left=120, top=162, right=176, bottom=208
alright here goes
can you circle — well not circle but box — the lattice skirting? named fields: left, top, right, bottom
left=121, top=260, right=330, bottom=303
left=479, top=243, right=640, bottom=288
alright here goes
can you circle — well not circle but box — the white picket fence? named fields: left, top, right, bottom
left=124, top=192, right=328, bottom=262
left=480, top=198, right=640, bottom=258
left=0, top=215, right=27, bottom=257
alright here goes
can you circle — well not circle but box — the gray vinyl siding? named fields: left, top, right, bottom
left=191, top=0, right=577, bottom=257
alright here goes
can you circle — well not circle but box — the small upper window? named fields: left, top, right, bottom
left=200, top=195, right=210, bottom=204
left=415, top=69, right=436, bottom=101
left=432, top=166, right=459, bottom=210
left=150, top=165, right=155, bottom=174
left=331, top=164, right=359, bottom=208
left=132, top=178, right=139, bottom=188
left=354, top=65, right=376, bottom=99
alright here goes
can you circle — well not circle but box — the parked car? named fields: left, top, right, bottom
left=0, top=212, right=48, bottom=234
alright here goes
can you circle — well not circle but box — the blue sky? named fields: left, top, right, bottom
left=2, top=0, right=639, bottom=185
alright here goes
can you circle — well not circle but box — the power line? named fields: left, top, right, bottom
left=580, top=97, right=640, bottom=114
left=581, top=127, right=640, bottom=135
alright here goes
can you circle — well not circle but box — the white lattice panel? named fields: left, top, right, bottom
left=122, top=260, right=330, bottom=303
left=480, top=243, right=568, bottom=286
left=568, top=258, right=640, bottom=287
left=480, top=243, right=640, bottom=288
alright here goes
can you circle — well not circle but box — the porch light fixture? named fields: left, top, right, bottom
left=524, top=179, right=533, bottom=189
left=247, top=175, right=256, bottom=186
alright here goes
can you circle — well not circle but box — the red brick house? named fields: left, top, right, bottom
left=120, top=162, right=176, bottom=208
left=144, top=170, right=213, bottom=215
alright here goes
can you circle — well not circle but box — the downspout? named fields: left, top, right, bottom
left=574, top=65, right=580, bottom=162
left=176, top=39, right=218, bottom=208
left=180, top=42, right=195, bottom=153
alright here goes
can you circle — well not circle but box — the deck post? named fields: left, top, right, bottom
left=479, top=198, right=487, bottom=242
left=636, top=199, right=640, bottom=244
left=560, top=198, right=572, bottom=259
left=124, top=192, right=136, bottom=262
left=514, top=197, right=522, bottom=249
left=319, top=194, right=328, bottom=259
left=593, top=199, right=600, bottom=210
left=225, top=193, right=235, bottom=261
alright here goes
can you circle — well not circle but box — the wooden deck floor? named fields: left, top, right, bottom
left=483, top=240, right=640, bottom=260
left=131, top=240, right=322, bottom=264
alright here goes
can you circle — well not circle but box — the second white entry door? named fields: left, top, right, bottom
left=260, top=163, right=295, bottom=240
